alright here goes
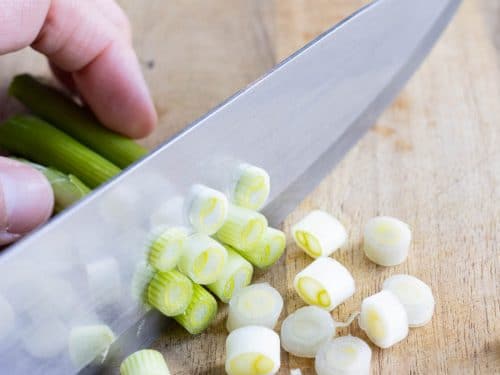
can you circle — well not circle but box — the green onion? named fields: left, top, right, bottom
left=363, top=216, right=411, bottom=266
left=280, top=306, right=358, bottom=359
left=120, top=349, right=171, bottom=375
left=0, top=115, right=120, bottom=188
left=147, top=270, right=193, bottom=316
left=12, top=158, right=90, bottom=212
left=225, top=326, right=281, bottom=375
left=382, top=274, right=435, bottom=328
left=174, top=283, right=218, bottom=335
left=315, top=336, right=372, bottom=375
left=291, top=210, right=347, bottom=258
left=235, top=227, right=286, bottom=269
left=68, top=325, right=115, bottom=368
left=215, top=204, right=268, bottom=250
left=280, top=306, right=335, bottom=358
left=185, top=184, right=228, bottom=235
left=148, top=226, right=190, bottom=272
left=207, top=246, right=253, bottom=303
left=230, top=163, right=270, bottom=211
left=293, top=257, right=355, bottom=312
left=177, top=234, right=228, bottom=285
left=358, top=290, right=409, bottom=349
left=9, top=74, right=148, bottom=168
left=226, top=283, right=284, bottom=332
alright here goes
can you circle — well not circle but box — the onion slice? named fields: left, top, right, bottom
left=280, top=306, right=359, bottom=358
left=292, top=210, right=347, bottom=258
left=216, top=204, right=268, bottom=250
left=382, top=274, right=435, bottom=327
left=226, top=283, right=283, bottom=332
left=280, top=306, right=335, bottom=358
left=225, top=325, right=280, bottom=375
left=358, top=290, right=409, bottom=348
left=174, top=284, right=218, bottom=335
left=236, top=227, right=286, bottom=269
left=315, top=336, right=371, bottom=375
left=147, top=270, right=193, bottom=316
left=207, top=246, right=254, bottom=303
left=363, top=216, right=411, bottom=266
left=178, top=234, right=228, bottom=285
left=185, top=184, right=228, bottom=235
left=120, top=349, right=171, bottom=375
left=230, top=163, right=270, bottom=211
left=293, top=257, right=355, bottom=311
left=148, top=226, right=190, bottom=272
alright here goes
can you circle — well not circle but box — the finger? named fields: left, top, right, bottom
left=86, top=0, right=132, bottom=42
left=0, top=157, right=54, bottom=246
left=0, top=0, right=51, bottom=54
left=49, top=62, right=77, bottom=93
left=72, top=39, right=157, bottom=138
left=50, top=0, right=132, bottom=92
left=31, top=0, right=156, bottom=138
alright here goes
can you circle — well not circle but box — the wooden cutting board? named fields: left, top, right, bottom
left=0, top=0, right=498, bottom=374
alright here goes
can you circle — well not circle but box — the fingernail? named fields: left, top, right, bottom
left=0, top=158, right=54, bottom=245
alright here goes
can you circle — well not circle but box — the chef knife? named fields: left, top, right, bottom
left=0, top=0, right=461, bottom=373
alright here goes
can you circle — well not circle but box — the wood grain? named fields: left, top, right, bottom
left=0, top=0, right=498, bottom=374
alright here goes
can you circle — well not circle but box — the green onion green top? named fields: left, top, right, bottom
left=0, top=115, right=120, bottom=188
left=9, top=74, right=148, bottom=168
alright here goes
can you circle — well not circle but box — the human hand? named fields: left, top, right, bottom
left=0, top=0, right=157, bottom=245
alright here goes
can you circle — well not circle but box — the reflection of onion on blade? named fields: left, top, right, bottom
left=22, top=317, right=68, bottom=358
left=86, top=257, right=122, bottom=309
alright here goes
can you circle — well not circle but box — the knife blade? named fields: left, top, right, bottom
left=0, top=0, right=461, bottom=373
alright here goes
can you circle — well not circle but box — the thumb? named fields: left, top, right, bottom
left=0, top=157, right=54, bottom=246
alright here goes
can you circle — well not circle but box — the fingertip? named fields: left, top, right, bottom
left=127, top=99, right=158, bottom=138
left=0, top=157, right=54, bottom=245
left=73, top=40, right=157, bottom=139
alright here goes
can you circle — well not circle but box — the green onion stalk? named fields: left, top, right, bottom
left=0, top=115, right=120, bottom=188
left=9, top=74, right=147, bottom=168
